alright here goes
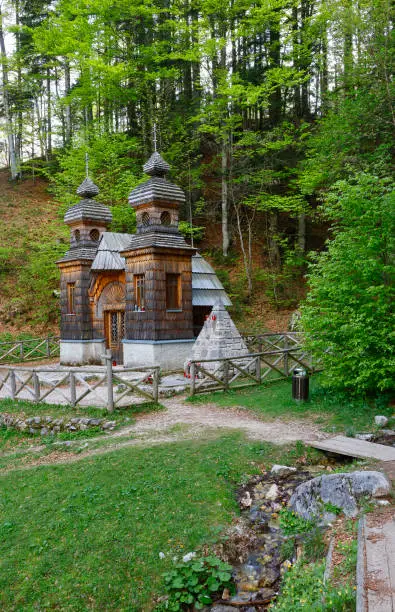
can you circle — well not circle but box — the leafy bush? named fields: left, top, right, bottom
left=301, top=174, right=394, bottom=394
left=160, top=555, right=234, bottom=610
left=279, top=509, right=315, bottom=536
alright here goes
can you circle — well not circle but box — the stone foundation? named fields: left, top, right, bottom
left=123, top=339, right=195, bottom=371
left=60, top=339, right=106, bottom=365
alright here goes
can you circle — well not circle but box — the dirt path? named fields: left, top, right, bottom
left=0, top=396, right=328, bottom=473
left=114, top=396, right=326, bottom=443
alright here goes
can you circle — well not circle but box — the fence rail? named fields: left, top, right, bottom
left=0, top=337, right=60, bottom=363
left=0, top=352, right=159, bottom=410
left=189, top=345, right=316, bottom=395
left=241, top=331, right=303, bottom=353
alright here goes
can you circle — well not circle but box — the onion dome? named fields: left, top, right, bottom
left=76, top=177, right=100, bottom=198
left=143, top=152, right=170, bottom=177
left=64, top=178, right=112, bottom=225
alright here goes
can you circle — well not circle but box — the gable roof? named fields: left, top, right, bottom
left=90, top=233, right=231, bottom=306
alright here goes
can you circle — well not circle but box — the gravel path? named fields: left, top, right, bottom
left=112, top=395, right=327, bottom=444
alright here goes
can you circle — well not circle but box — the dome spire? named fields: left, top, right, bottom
left=76, top=177, right=99, bottom=199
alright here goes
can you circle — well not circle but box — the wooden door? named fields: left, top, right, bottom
left=105, top=310, right=125, bottom=364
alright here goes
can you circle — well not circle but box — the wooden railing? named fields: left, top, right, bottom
left=241, top=331, right=304, bottom=353
left=0, top=337, right=60, bottom=363
left=0, top=352, right=159, bottom=410
left=188, top=345, right=316, bottom=396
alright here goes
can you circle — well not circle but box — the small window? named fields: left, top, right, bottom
left=134, top=274, right=145, bottom=311
left=67, top=282, right=75, bottom=314
left=160, top=211, right=171, bottom=226
left=166, top=274, right=181, bottom=310
left=142, top=212, right=150, bottom=226
left=90, top=228, right=100, bottom=242
left=74, top=229, right=80, bottom=242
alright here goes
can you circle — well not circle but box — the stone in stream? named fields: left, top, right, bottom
left=271, top=465, right=297, bottom=478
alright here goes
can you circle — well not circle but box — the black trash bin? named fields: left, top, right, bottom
left=292, top=368, right=309, bottom=401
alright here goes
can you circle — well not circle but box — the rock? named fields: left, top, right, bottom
left=40, top=427, right=49, bottom=436
left=271, top=465, right=297, bottom=478
left=376, top=500, right=390, bottom=506
left=257, top=566, right=280, bottom=587
left=265, top=484, right=279, bottom=501
left=240, top=491, right=252, bottom=508
left=33, top=416, right=41, bottom=425
left=375, top=415, right=389, bottom=427
left=355, top=433, right=373, bottom=441
left=88, top=418, right=103, bottom=426
left=102, top=421, right=116, bottom=430
left=290, top=471, right=390, bottom=520
left=210, top=607, right=235, bottom=612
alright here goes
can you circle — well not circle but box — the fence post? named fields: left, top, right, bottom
left=255, top=354, right=261, bottom=383
left=46, top=337, right=50, bottom=357
left=70, top=372, right=76, bottom=406
left=223, top=359, right=229, bottom=392
left=283, top=337, right=289, bottom=377
left=104, top=349, right=114, bottom=412
left=153, top=367, right=159, bottom=403
left=190, top=361, right=196, bottom=396
left=19, top=342, right=24, bottom=361
left=33, top=371, right=40, bottom=402
left=10, top=369, right=16, bottom=399
left=257, top=336, right=263, bottom=353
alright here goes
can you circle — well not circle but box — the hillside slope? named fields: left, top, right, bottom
left=0, top=171, right=299, bottom=337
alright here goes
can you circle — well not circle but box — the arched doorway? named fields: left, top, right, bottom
left=96, top=281, right=126, bottom=364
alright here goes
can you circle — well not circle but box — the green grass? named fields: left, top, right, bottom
left=0, top=433, right=297, bottom=611
left=0, top=397, right=162, bottom=420
left=189, top=377, right=393, bottom=433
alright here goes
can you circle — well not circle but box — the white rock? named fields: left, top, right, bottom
left=159, top=552, right=166, bottom=559
left=376, top=500, right=390, bottom=506
left=240, top=491, right=252, bottom=508
left=355, top=433, right=373, bottom=441
left=182, top=552, right=196, bottom=563
left=271, top=465, right=297, bottom=477
left=375, top=415, right=389, bottom=427
left=266, top=484, right=279, bottom=501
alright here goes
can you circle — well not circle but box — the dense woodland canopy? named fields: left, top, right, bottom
left=0, top=0, right=394, bottom=393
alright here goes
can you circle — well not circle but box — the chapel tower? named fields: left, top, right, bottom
left=121, top=151, right=196, bottom=368
left=57, top=178, right=112, bottom=364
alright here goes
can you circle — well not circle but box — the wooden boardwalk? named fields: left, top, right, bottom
left=307, top=435, right=395, bottom=462
left=357, top=511, right=395, bottom=611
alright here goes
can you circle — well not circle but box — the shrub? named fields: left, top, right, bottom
left=160, top=554, right=234, bottom=611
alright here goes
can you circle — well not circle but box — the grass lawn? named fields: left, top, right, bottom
left=189, top=376, right=393, bottom=434
left=0, top=433, right=302, bottom=611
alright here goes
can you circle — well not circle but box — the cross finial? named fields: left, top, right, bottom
left=85, top=152, right=89, bottom=179
left=153, top=124, right=157, bottom=153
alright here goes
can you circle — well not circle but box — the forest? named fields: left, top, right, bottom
left=0, top=0, right=393, bottom=394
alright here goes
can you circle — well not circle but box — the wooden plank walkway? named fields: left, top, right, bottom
left=357, top=512, right=395, bottom=611
left=307, top=435, right=395, bottom=462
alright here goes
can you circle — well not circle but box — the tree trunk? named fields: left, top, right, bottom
left=221, top=135, right=230, bottom=257
left=0, top=9, right=19, bottom=179
left=46, top=68, right=52, bottom=159
left=64, top=59, right=72, bottom=144
left=268, top=211, right=281, bottom=268
left=298, top=213, right=306, bottom=253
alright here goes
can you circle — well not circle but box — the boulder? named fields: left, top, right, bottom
left=290, top=471, right=390, bottom=520
left=271, top=465, right=297, bottom=478
left=375, top=415, right=389, bottom=427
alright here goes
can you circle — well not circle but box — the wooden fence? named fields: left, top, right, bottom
left=0, top=353, right=159, bottom=411
left=0, top=337, right=60, bottom=363
left=189, top=345, right=315, bottom=395
left=241, top=331, right=304, bottom=353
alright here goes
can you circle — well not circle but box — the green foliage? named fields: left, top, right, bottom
left=160, top=555, right=234, bottom=610
left=279, top=509, right=315, bottom=536
left=50, top=131, right=141, bottom=210
left=178, top=222, right=205, bottom=243
left=301, top=174, right=394, bottom=394
left=270, top=560, right=356, bottom=611
left=302, top=527, right=327, bottom=561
